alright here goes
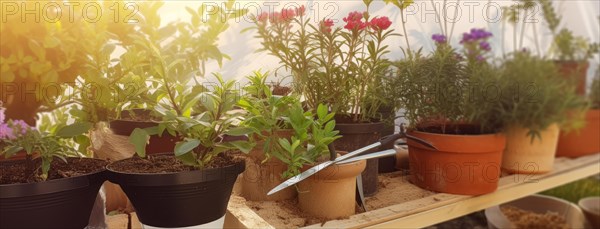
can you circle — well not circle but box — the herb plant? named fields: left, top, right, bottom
left=591, top=72, right=600, bottom=109
left=130, top=76, right=253, bottom=168
left=497, top=52, right=585, bottom=138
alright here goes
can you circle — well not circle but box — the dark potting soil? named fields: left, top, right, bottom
left=417, top=124, right=496, bottom=135
left=0, top=157, right=107, bottom=185
left=271, top=85, right=291, bottom=96
left=108, top=152, right=243, bottom=174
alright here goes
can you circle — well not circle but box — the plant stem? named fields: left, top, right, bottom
left=532, top=22, right=541, bottom=56
left=399, top=10, right=411, bottom=52
left=518, top=9, right=527, bottom=50
left=448, top=0, right=460, bottom=44
left=431, top=0, right=445, bottom=36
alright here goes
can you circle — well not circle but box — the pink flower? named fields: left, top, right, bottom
left=256, top=12, right=268, bottom=23
left=0, top=107, right=5, bottom=125
left=320, top=19, right=334, bottom=33
left=281, top=8, right=296, bottom=21
left=369, top=16, right=392, bottom=31
left=295, top=5, right=306, bottom=16
left=269, top=12, right=281, bottom=23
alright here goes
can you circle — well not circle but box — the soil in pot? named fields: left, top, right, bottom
left=503, top=124, right=560, bottom=174
left=0, top=158, right=107, bottom=228
left=241, top=131, right=296, bottom=201
left=408, top=125, right=506, bottom=195
left=333, top=115, right=384, bottom=197
left=107, top=153, right=245, bottom=228
left=556, top=109, right=600, bottom=158
left=555, top=61, right=589, bottom=96
left=297, top=157, right=366, bottom=219
left=109, top=109, right=179, bottom=155
left=501, top=206, right=569, bottom=229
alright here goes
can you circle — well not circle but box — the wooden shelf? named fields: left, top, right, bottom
left=225, top=153, right=600, bottom=229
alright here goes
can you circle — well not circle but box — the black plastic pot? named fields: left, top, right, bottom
left=333, top=119, right=384, bottom=197
left=0, top=159, right=106, bottom=228
left=107, top=158, right=245, bottom=227
left=109, top=109, right=179, bottom=155
left=376, top=107, right=398, bottom=173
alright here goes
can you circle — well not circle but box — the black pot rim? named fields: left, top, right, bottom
left=334, top=121, right=385, bottom=134
left=107, top=158, right=245, bottom=186
left=0, top=158, right=106, bottom=198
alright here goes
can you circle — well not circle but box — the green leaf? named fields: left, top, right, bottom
left=317, top=104, right=328, bottom=120
left=129, top=128, right=150, bottom=157
left=55, top=122, right=92, bottom=138
left=175, top=139, right=201, bottom=156
left=229, top=141, right=253, bottom=154
left=225, top=127, right=253, bottom=136
left=176, top=152, right=198, bottom=166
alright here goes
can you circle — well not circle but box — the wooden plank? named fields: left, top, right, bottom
left=306, top=153, right=600, bottom=228
left=226, top=196, right=275, bottom=229
left=223, top=154, right=600, bottom=229
left=106, top=214, right=130, bottom=229
left=130, top=213, right=142, bottom=229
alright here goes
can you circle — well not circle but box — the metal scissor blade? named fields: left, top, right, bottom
left=267, top=160, right=335, bottom=196
left=337, top=149, right=397, bottom=165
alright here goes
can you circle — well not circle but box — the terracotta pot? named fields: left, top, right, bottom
left=408, top=129, right=505, bottom=195
left=503, top=124, right=560, bottom=174
left=556, top=109, right=600, bottom=158
left=297, top=158, right=366, bottom=219
left=241, top=130, right=296, bottom=201
left=109, top=109, right=179, bottom=155
left=554, top=60, right=589, bottom=96
left=333, top=117, right=384, bottom=196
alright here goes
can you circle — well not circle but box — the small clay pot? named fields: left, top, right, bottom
left=556, top=109, right=600, bottom=158
left=408, top=129, right=505, bottom=195
left=578, top=196, right=600, bottom=229
left=241, top=130, right=296, bottom=201
left=503, top=123, right=560, bottom=174
left=297, top=158, right=366, bottom=219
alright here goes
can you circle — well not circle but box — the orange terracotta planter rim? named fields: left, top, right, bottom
left=408, top=130, right=506, bottom=153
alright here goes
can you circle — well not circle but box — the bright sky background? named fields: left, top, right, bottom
left=158, top=0, right=599, bottom=87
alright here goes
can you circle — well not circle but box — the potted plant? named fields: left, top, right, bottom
left=237, top=71, right=298, bottom=201
left=87, top=2, right=245, bottom=156
left=251, top=2, right=396, bottom=196
left=498, top=51, right=584, bottom=174
left=0, top=104, right=105, bottom=228
left=106, top=74, right=253, bottom=228
left=274, top=103, right=365, bottom=219
left=537, top=0, right=599, bottom=95
left=556, top=72, right=600, bottom=157
left=396, top=29, right=507, bottom=195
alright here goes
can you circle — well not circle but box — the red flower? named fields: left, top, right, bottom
left=281, top=8, right=296, bottom=21
left=320, top=19, right=334, bottom=33
left=369, top=16, right=392, bottom=30
left=343, top=11, right=367, bottom=31
left=295, top=5, right=306, bottom=16
left=343, top=11, right=363, bottom=23
left=256, top=12, right=268, bottom=23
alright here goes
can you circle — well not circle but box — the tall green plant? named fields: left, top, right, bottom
left=498, top=52, right=585, bottom=139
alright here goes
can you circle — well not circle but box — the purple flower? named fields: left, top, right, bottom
left=11, top=120, right=30, bottom=135
left=480, top=41, right=491, bottom=51
left=0, top=107, right=5, bottom=125
left=0, top=124, right=15, bottom=140
left=476, top=55, right=485, bottom=62
left=432, top=34, right=447, bottom=44
left=461, top=28, right=492, bottom=44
